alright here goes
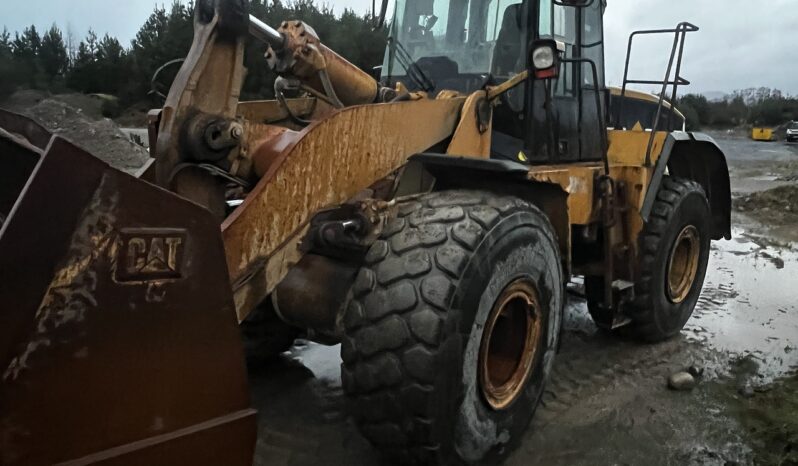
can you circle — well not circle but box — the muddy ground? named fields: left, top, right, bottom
left=249, top=134, right=798, bottom=466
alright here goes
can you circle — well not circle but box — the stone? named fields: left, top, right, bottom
left=668, top=372, right=697, bottom=391
left=738, top=383, right=755, bottom=399
left=687, top=365, right=705, bottom=378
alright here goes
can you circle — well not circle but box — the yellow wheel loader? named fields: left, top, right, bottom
left=1, top=0, right=731, bottom=464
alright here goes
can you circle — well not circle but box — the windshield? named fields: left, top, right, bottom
left=790, top=122, right=798, bottom=129
left=382, top=0, right=526, bottom=91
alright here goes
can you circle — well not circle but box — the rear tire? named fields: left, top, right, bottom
left=341, top=190, right=564, bottom=464
left=627, top=177, right=711, bottom=342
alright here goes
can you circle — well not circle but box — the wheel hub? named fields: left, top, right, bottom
left=478, top=279, right=543, bottom=410
left=666, top=225, right=700, bottom=304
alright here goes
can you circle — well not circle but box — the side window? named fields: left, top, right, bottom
left=538, top=0, right=552, bottom=36
left=486, top=0, right=523, bottom=41
left=552, top=4, right=576, bottom=44
left=488, top=0, right=526, bottom=77
left=581, top=2, right=605, bottom=88
left=552, top=4, right=576, bottom=96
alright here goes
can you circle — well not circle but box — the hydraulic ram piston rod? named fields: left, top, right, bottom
left=249, top=14, right=284, bottom=50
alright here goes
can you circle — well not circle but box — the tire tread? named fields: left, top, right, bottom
left=342, top=190, right=558, bottom=463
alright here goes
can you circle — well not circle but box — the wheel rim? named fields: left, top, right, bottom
left=478, top=279, right=543, bottom=410
left=666, top=225, right=700, bottom=304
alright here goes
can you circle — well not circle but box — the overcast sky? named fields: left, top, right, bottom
left=2, top=0, right=796, bottom=96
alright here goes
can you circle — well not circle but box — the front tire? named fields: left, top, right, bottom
left=627, top=177, right=711, bottom=342
left=341, top=191, right=564, bottom=464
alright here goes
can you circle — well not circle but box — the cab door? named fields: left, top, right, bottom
left=522, top=0, right=580, bottom=164
left=578, top=0, right=607, bottom=161
left=523, top=0, right=606, bottom=164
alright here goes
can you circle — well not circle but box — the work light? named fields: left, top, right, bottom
left=529, top=39, right=561, bottom=79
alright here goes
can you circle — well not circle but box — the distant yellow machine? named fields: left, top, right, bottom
left=752, top=127, right=776, bottom=141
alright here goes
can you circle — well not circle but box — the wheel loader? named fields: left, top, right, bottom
left=0, top=0, right=731, bottom=464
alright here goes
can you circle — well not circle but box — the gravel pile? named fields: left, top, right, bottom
left=2, top=92, right=149, bottom=174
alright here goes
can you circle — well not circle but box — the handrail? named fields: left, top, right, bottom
left=615, top=22, right=699, bottom=166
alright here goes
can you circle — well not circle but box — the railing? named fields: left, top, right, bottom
left=615, top=22, right=699, bottom=165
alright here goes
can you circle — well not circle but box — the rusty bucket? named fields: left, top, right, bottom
left=0, top=109, right=256, bottom=465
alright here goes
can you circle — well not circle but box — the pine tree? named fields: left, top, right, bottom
left=11, top=26, right=42, bottom=88
left=0, top=28, right=11, bottom=56
left=1, top=1, right=388, bottom=104
left=96, top=34, right=127, bottom=94
left=0, top=27, right=19, bottom=97
left=39, top=25, right=69, bottom=85
left=67, top=30, right=97, bottom=92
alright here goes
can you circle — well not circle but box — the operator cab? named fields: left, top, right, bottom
left=382, top=0, right=608, bottom=164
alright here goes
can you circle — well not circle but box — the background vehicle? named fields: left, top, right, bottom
left=787, top=121, right=798, bottom=142
left=753, top=126, right=777, bottom=141
left=0, top=0, right=730, bottom=464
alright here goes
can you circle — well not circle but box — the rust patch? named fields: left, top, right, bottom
left=3, top=175, right=117, bottom=383
left=223, top=97, right=465, bottom=320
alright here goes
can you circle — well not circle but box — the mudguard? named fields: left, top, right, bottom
left=641, top=131, right=732, bottom=240
left=0, top=110, right=256, bottom=465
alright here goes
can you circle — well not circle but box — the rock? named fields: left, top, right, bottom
left=738, top=383, right=755, bottom=398
left=687, top=365, right=704, bottom=378
left=668, top=372, right=696, bottom=391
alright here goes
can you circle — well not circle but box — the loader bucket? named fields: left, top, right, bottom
left=0, top=109, right=256, bottom=465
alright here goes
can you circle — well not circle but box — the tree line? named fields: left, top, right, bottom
left=4, top=2, right=795, bottom=130
left=678, top=88, right=798, bottom=131
left=0, top=0, right=387, bottom=114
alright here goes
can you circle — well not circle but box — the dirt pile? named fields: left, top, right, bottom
left=735, top=184, right=798, bottom=226
left=2, top=92, right=149, bottom=173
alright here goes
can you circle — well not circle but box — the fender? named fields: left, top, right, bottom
left=641, top=132, right=732, bottom=240
left=409, top=153, right=530, bottom=177
left=406, top=153, right=571, bottom=272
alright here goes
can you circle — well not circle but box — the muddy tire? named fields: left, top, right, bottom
left=626, top=177, right=711, bottom=342
left=240, top=299, right=300, bottom=366
left=341, top=190, right=564, bottom=465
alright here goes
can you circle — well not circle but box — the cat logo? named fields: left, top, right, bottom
left=116, top=228, right=187, bottom=282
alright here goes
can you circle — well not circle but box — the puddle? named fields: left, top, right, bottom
left=286, top=341, right=342, bottom=387
left=686, top=229, right=798, bottom=381
left=283, top=229, right=798, bottom=385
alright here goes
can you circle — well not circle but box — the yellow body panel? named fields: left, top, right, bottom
left=526, top=128, right=669, bottom=272
left=528, top=129, right=667, bottom=224
left=447, top=91, right=492, bottom=158
left=607, top=130, right=668, bottom=166
left=528, top=163, right=600, bottom=224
